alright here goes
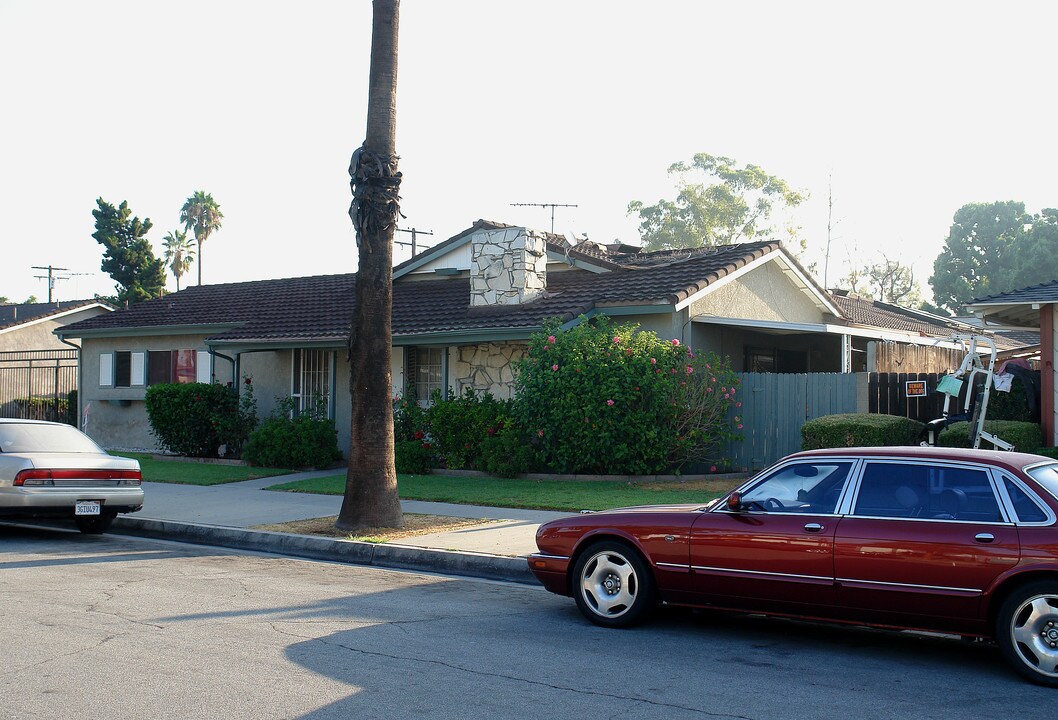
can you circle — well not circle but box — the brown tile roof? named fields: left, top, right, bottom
left=62, top=241, right=785, bottom=343
left=828, top=291, right=1025, bottom=350
left=0, top=299, right=113, bottom=332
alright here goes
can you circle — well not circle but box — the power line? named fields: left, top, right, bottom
left=510, top=202, right=578, bottom=234
left=32, top=265, right=91, bottom=303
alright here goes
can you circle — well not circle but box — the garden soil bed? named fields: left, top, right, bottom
left=252, top=513, right=498, bottom=543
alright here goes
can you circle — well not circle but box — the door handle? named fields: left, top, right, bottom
left=804, top=523, right=825, bottom=533
left=975, top=533, right=995, bottom=543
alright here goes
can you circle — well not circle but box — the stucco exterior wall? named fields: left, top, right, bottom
left=688, top=261, right=824, bottom=325
left=79, top=333, right=219, bottom=451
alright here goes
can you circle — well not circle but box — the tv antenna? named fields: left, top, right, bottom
left=32, top=265, right=91, bottom=303
left=510, top=202, right=578, bottom=234
left=394, top=227, right=435, bottom=256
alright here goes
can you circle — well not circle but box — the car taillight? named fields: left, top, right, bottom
left=13, top=469, right=142, bottom=486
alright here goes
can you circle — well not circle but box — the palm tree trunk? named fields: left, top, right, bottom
left=336, top=0, right=403, bottom=531
left=197, top=239, right=202, bottom=286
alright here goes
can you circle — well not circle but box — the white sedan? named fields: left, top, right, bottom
left=0, top=419, right=143, bottom=534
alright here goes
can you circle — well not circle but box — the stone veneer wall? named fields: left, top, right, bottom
left=452, top=342, right=527, bottom=399
left=470, top=227, right=547, bottom=307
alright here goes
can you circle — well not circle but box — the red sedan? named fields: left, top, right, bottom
left=529, top=446, right=1058, bottom=686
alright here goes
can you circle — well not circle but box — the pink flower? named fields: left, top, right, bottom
left=625, top=348, right=632, bottom=356
left=537, top=429, right=544, bottom=437
left=650, top=357, right=657, bottom=365
left=613, top=336, right=621, bottom=344
left=710, top=465, right=717, bottom=472
left=737, top=423, right=744, bottom=429
left=606, top=399, right=615, bottom=406
left=547, top=335, right=556, bottom=344
left=686, top=366, right=694, bottom=374
left=711, top=377, right=717, bottom=383
left=671, top=338, right=680, bottom=346
left=552, top=364, right=559, bottom=371
left=736, top=401, right=742, bottom=408
left=721, top=387, right=727, bottom=392
left=706, top=387, right=713, bottom=393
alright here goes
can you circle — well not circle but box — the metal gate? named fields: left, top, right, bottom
left=723, top=372, right=859, bottom=470
left=0, top=349, right=79, bottom=424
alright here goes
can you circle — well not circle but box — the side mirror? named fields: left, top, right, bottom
left=726, top=491, right=744, bottom=512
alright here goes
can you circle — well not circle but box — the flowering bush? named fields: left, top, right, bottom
left=513, top=317, right=741, bottom=474
left=243, top=395, right=341, bottom=469
left=424, top=388, right=519, bottom=470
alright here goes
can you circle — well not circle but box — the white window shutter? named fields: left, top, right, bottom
left=197, top=351, right=212, bottom=383
left=99, top=353, right=113, bottom=386
left=130, top=352, right=146, bottom=386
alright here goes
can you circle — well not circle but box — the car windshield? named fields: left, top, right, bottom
left=1026, top=463, right=1058, bottom=502
left=0, top=423, right=105, bottom=454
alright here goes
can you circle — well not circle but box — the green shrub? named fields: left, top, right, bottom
left=936, top=420, right=1043, bottom=452
left=394, top=439, right=433, bottom=474
left=1034, top=447, right=1058, bottom=460
left=801, top=413, right=924, bottom=450
left=513, top=316, right=741, bottom=474
left=987, top=370, right=1040, bottom=422
left=243, top=397, right=341, bottom=469
left=393, top=394, right=428, bottom=442
left=145, top=380, right=257, bottom=457
left=425, top=388, right=514, bottom=470
left=66, top=390, right=78, bottom=427
left=479, top=424, right=536, bottom=478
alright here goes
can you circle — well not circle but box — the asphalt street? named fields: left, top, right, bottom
left=2, top=526, right=1054, bottom=720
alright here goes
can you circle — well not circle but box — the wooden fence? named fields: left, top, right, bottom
left=866, top=372, right=947, bottom=423
left=723, top=372, right=859, bottom=470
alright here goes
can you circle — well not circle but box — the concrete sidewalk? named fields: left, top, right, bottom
left=111, top=472, right=576, bottom=584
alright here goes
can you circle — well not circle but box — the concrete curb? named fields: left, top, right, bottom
left=111, top=517, right=538, bottom=585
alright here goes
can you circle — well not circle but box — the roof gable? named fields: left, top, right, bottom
left=0, top=299, right=114, bottom=334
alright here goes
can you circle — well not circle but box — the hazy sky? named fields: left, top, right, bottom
left=2, top=1, right=1055, bottom=304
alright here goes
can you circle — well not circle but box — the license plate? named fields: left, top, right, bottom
left=75, top=501, right=101, bottom=516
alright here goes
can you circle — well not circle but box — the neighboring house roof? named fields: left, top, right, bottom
left=828, top=291, right=1027, bottom=351
left=0, top=299, right=115, bottom=334
left=965, top=279, right=1058, bottom=328
left=59, top=238, right=796, bottom=345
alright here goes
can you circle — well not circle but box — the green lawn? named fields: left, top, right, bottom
left=115, top=453, right=290, bottom=486
left=265, top=473, right=743, bottom=512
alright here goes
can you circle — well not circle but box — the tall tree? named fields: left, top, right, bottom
left=628, top=153, right=806, bottom=250
left=91, top=198, right=166, bottom=305
left=336, top=0, right=404, bottom=531
left=162, top=228, right=196, bottom=291
left=859, top=255, right=922, bottom=307
left=179, top=190, right=224, bottom=286
left=929, top=201, right=1028, bottom=312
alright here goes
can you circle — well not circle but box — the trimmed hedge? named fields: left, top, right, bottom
left=801, top=413, right=924, bottom=450
left=243, top=397, right=341, bottom=470
left=1034, top=447, right=1058, bottom=460
left=937, top=420, right=1043, bottom=452
left=145, top=382, right=256, bottom=457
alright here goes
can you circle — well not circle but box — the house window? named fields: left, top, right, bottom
left=406, top=347, right=444, bottom=405
left=147, top=349, right=199, bottom=385
left=110, top=351, right=145, bottom=388
left=292, top=349, right=334, bottom=417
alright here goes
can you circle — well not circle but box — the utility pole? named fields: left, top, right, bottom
left=394, top=226, right=434, bottom=256
left=32, top=265, right=69, bottom=303
left=510, top=202, right=578, bottom=234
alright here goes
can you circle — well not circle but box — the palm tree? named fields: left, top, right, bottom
left=162, top=229, right=196, bottom=291
left=179, top=191, right=223, bottom=285
left=336, top=0, right=403, bottom=532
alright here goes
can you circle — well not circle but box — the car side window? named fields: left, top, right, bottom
left=854, top=462, right=1002, bottom=521
left=739, top=462, right=852, bottom=514
left=1001, top=476, right=1048, bottom=523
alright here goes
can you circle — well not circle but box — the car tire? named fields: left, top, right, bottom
left=75, top=512, right=116, bottom=535
left=572, top=540, right=655, bottom=628
left=996, top=580, right=1058, bottom=687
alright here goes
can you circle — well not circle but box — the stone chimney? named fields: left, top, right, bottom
left=470, top=227, right=547, bottom=307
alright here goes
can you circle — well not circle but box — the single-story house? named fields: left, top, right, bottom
left=56, top=220, right=1018, bottom=454
left=1, top=299, right=114, bottom=420
left=966, top=280, right=1058, bottom=447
